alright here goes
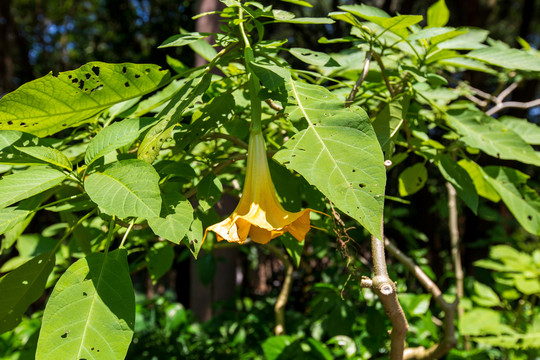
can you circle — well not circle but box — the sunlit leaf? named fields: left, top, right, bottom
left=85, top=118, right=156, bottom=165
left=275, top=81, right=385, bottom=239
left=427, top=0, right=449, bottom=28
left=148, top=187, right=194, bottom=244
left=447, top=109, right=540, bottom=166
left=398, top=163, right=427, bottom=197
left=0, top=167, right=67, bottom=209
left=467, top=47, right=540, bottom=72
left=500, top=116, right=540, bottom=145
left=0, top=62, right=170, bottom=137
left=437, top=155, right=479, bottom=213
left=158, top=32, right=211, bottom=48
left=84, top=159, right=161, bottom=218
left=36, top=249, right=134, bottom=360
left=15, top=146, right=72, bottom=170
left=484, top=166, right=540, bottom=235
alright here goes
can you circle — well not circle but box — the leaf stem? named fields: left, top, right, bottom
left=119, top=219, right=135, bottom=248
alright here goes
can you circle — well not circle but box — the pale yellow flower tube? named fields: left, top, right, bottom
left=203, top=130, right=315, bottom=245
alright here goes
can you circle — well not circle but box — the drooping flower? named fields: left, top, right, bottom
left=203, top=129, right=316, bottom=245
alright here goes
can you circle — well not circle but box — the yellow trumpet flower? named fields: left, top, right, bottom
left=203, top=129, right=316, bottom=245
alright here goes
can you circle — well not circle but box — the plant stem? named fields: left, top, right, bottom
left=119, top=219, right=135, bottom=248
left=265, top=243, right=294, bottom=335
left=238, top=7, right=262, bottom=133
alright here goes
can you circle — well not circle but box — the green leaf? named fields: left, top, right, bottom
left=275, top=81, right=385, bottom=239
left=262, top=335, right=294, bottom=360
left=0, top=62, right=170, bottom=137
left=408, top=27, right=457, bottom=41
left=447, top=109, right=540, bottom=167
left=249, top=62, right=291, bottom=90
left=500, top=116, right=540, bottom=145
left=36, top=249, right=135, bottom=360
left=436, top=29, right=488, bottom=49
left=84, top=159, right=161, bottom=218
left=188, top=38, right=218, bottom=63
left=146, top=242, right=175, bottom=284
left=339, top=5, right=422, bottom=38
left=371, top=96, right=409, bottom=155
left=274, top=17, right=334, bottom=24
left=138, top=74, right=212, bottom=162
left=484, top=166, right=540, bottom=235
left=437, top=155, right=479, bottom=213
left=15, top=146, right=72, bottom=170
left=196, top=174, right=223, bottom=212
left=460, top=308, right=516, bottom=336
left=279, top=0, right=312, bottom=7
left=398, top=293, right=432, bottom=316
left=0, top=251, right=55, bottom=335
left=147, top=188, right=194, bottom=244
left=467, top=47, right=540, bottom=72
left=472, top=281, right=501, bottom=307
left=0, top=167, right=67, bottom=209
left=185, top=217, right=203, bottom=259
left=458, top=159, right=500, bottom=202
left=85, top=118, right=155, bottom=165
left=398, top=163, right=427, bottom=197
left=0, top=207, right=32, bottom=236
left=427, top=0, right=449, bottom=27
left=290, top=48, right=340, bottom=67
left=328, top=12, right=363, bottom=28
left=280, top=234, right=304, bottom=268
left=158, top=32, right=210, bottom=48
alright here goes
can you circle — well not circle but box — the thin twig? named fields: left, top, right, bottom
left=265, top=243, right=294, bottom=335
left=346, top=51, right=372, bottom=107
left=385, top=238, right=458, bottom=360
left=372, top=52, right=395, bottom=97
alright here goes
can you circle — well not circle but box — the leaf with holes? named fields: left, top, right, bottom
left=0, top=251, right=55, bottom=335
left=398, top=163, right=427, bottom=197
left=0, top=62, right=170, bottom=137
left=447, top=109, right=540, bottom=166
left=147, top=187, right=193, bottom=245
left=84, top=159, right=161, bottom=219
left=0, top=167, right=67, bottom=209
left=484, top=166, right=540, bottom=235
left=275, top=81, right=385, bottom=239
left=36, top=249, right=134, bottom=360
left=290, top=48, right=340, bottom=67
left=85, top=118, right=156, bottom=165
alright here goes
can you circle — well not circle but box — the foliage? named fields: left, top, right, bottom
left=0, top=0, right=539, bottom=359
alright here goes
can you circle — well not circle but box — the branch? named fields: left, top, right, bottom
left=265, top=99, right=284, bottom=112
left=265, top=243, right=294, bottom=335
left=486, top=98, right=540, bottom=116
left=371, top=233, right=409, bottom=360
left=385, top=238, right=458, bottom=360
left=346, top=51, right=372, bottom=107
left=372, top=51, right=396, bottom=97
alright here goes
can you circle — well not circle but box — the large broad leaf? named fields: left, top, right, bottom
left=85, top=118, right=156, bottom=165
left=0, top=62, right=170, bottom=137
left=484, top=166, right=540, bottom=235
left=275, top=81, right=386, bottom=239
left=84, top=159, right=161, bottom=218
left=145, top=242, right=175, bottom=284
left=447, top=109, right=540, bottom=166
left=0, top=167, right=67, bottom=209
left=147, top=187, right=194, bottom=245
left=36, top=249, right=135, bottom=360
left=467, top=47, right=540, bottom=72
left=0, top=251, right=55, bottom=334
